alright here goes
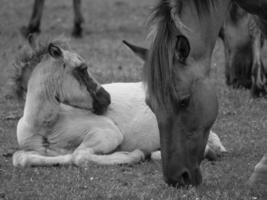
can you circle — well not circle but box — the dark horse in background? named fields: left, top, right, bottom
left=219, top=2, right=267, bottom=97
left=21, top=0, right=83, bottom=38
left=141, top=0, right=267, bottom=187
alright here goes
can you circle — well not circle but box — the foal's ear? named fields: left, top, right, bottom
left=123, top=40, right=148, bottom=61
left=175, top=35, right=190, bottom=63
left=48, top=43, right=63, bottom=58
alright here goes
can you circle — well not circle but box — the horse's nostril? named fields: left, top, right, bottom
left=180, top=170, right=191, bottom=185
left=164, top=170, right=192, bottom=187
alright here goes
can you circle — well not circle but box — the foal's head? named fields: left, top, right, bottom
left=14, top=39, right=110, bottom=114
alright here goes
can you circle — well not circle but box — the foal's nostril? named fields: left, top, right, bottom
left=79, top=63, right=88, bottom=71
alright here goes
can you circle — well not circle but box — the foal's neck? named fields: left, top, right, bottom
left=23, top=70, right=61, bottom=129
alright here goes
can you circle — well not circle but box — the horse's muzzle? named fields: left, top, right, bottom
left=165, top=167, right=202, bottom=187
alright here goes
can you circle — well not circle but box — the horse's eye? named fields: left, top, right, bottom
left=63, top=64, right=66, bottom=69
left=179, top=96, right=190, bottom=108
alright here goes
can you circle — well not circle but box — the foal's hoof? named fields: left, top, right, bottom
left=131, top=149, right=145, bottom=162
left=12, top=151, right=27, bottom=167
left=248, top=155, right=267, bottom=186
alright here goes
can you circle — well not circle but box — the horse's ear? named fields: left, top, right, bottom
left=175, top=35, right=190, bottom=63
left=123, top=40, right=148, bottom=61
left=48, top=43, right=63, bottom=58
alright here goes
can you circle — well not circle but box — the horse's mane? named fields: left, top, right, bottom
left=144, top=0, right=215, bottom=110
left=10, top=37, right=70, bottom=99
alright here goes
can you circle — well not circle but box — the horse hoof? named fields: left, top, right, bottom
left=72, top=24, right=83, bottom=38
left=12, top=151, right=27, bottom=167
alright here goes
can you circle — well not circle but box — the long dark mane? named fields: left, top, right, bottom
left=9, top=37, right=70, bottom=99
left=144, top=0, right=214, bottom=110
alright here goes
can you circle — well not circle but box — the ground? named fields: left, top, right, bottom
left=0, top=0, right=266, bottom=199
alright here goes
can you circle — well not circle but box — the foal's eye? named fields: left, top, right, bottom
left=179, top=96, right=190, bottom=108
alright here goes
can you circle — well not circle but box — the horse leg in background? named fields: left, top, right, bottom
left=13, top=151, right=72, bottom=167
left=20, top=0, right=45, bottom=38
left=219, top=27, right=233, bottom=86
left=72, top=128, right=145, bottom=166
left=250, top=21, right=267, bottom=97
left=72, top=0, right=84, bottom=37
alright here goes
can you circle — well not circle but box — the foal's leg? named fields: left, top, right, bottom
left=72, top=128, right=145, bottom=166
left=21, top=0, right=45, bottom=38
left=13, top=151, right=72, bottom=167
left=73, top=149, right=145, bottom=165
left=72, top=0, right=84, bottom=37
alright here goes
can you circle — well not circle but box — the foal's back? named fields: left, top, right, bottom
left=103, top=82, right=159, bottom=153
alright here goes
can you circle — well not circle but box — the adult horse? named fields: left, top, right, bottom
left=219, top=3, right=267, bottom=97
left=21, top=0, right=83, bottom=38
left=12, top=38, right=226, bottom=167
left=142, top=0, right=267, bottom=187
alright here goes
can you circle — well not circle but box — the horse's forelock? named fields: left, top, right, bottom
left=145, top=13, right=178, bottom=110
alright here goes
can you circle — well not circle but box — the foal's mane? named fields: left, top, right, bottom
left=144, top=0, right=215, bottom=110
left=11, top=37, right=70, bottom=98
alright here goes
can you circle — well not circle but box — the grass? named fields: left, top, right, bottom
left=0, top=0, right=267, bottom=199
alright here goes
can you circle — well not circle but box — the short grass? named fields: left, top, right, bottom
left=0, top=0, right=266, bottom=199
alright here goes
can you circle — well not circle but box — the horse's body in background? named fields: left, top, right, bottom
left=21, top=0, right=83, bottom=38
left=219, top=3, right=267, bottom=97
left=12, top=39, right=226, bottom=167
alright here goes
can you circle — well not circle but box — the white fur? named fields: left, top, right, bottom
left=14, top=82, right=226, bottom=167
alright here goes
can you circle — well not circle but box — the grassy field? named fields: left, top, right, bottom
left=0, top=0, right=266, bottom=199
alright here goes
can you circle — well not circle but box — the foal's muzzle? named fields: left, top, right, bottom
left=73, top=63, right=111, bottom=114
left=92, top=87, right=111, bottom=115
